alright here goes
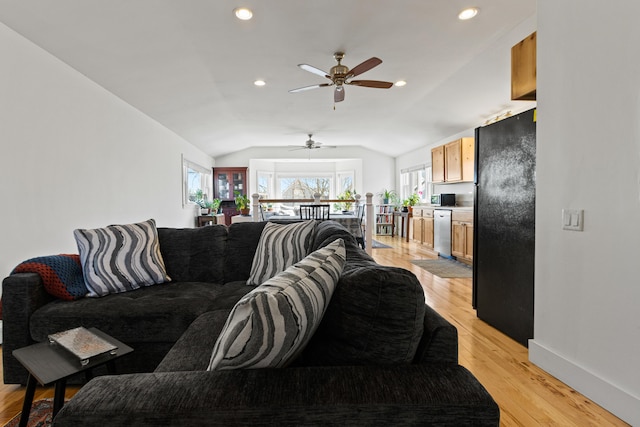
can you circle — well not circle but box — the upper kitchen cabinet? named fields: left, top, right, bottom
left=445, top=139, right=462, bottom=182
left=511, top=31, right=536, bottom=101
left=213, top=167, right=248, bottom=200
left=431, top=145, right=445, bottom=183
left=432, top=137, right=474, bottom=183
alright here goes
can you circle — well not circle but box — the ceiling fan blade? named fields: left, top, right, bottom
left=334, top=87, right=345, bottom=103
left=348, top=80, right=394, bottom=89
left=289, top=83, right=333, bottom=93
left=346, top=57, right=382, bottom=78
left=298, top=64, right=331, bottom=79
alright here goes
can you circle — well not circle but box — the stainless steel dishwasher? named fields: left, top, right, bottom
left=434, top=209, right=452, bottom=257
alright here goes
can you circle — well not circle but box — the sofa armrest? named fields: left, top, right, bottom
left=413, top=304, right=459, bottom=364
left=2, top=273, right=52, bottom=384
left=53, top=365, right=499, bottom=426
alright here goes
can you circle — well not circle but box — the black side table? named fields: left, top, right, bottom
left=12, top=327, right=133, bottom=427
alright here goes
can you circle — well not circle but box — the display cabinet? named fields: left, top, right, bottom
left=213, top=167, right=248, bottom=225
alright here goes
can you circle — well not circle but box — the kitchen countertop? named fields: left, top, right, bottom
left=416, top=205, right=473, bottom=211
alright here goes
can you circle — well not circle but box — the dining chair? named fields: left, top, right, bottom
left=299, top=204, right=330, bottom=220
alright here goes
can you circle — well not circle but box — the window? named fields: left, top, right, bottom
left=257, top=171, right=274, bottom=198
left=400, top=165, right=431, bottom=202
left=278, top=175, right=333, bottom=199
left=183, top=157, right=212, bottom=208
left=336, top=170, right=355, bottom=196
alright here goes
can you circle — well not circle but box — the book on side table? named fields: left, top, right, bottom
left=48, top=326, right=118, bottom=365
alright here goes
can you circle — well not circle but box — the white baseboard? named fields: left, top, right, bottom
left=529, top=339, right=639, bottom=426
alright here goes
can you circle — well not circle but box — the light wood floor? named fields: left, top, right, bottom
left=0, top=235, right=629, bottom=426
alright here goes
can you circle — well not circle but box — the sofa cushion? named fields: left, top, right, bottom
left=73, top=219, right=170, bottom=297
left=297, top=262, right=426, bottom=366
left=223, top=222, right=268, bottom=283
left=29, top=281, right=251, bottom=345
left=155, top=310, right=232, bottom=372
left=246, top=220, right=316, bottom=286
left=157, top=225, right=227, bottom=283
left=208, top=239, right=346, bottom=370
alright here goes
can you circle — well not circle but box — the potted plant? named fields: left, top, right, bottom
left=335, top=188, right=356, bottom=213
left=403, top=193, right=420, bottom=214
left=378, top=189, right=396, bottom=205
left=234, top=192, right=251, bottom=216
left=210, top=198, right=221, bottom=214
left=390, top=193, right=402, bottom=211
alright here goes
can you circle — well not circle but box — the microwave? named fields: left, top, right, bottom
left=431, top=193, right=456, bottom=207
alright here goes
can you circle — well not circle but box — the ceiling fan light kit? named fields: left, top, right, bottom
left=289, top=52, right=393, bottom=103
left=288, top=134, right=337, bottom=152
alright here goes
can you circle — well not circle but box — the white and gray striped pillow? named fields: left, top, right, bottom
left=208, top=238, right=346, bottom=370
left=74, top=219, right=170, bottom=297
left=246, top=220, right=316, bottom=286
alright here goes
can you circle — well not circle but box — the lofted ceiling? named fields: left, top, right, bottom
left=0, top=1, right=537, bottom=158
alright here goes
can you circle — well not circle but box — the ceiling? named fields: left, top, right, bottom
left=0, top=1, right=537, bottom=158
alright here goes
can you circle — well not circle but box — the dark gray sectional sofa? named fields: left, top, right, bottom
left=2, top=220, right=499, bottom=426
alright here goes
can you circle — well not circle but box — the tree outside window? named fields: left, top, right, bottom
left=280, top=177, right=331, bottom=199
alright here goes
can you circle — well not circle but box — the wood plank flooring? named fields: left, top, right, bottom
left=0, top=234, right=628, bottom=426
left=371, top=235, right=628, bottom=426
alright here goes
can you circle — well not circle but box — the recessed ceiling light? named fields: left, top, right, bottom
left=395, top=80, right=407, bottom=87
left=234, top=7, right=253, bottom=20
left=458, top=7, right=479, bottom=20
left=254, top=80, right=266, bottom=86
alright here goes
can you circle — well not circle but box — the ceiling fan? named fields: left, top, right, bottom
left=289, top=52, right=394, bottom=103
left=288, top=134, right=336, bottom=151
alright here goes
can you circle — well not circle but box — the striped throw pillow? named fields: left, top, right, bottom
left=73, top=219, right=170, bottom=297
left=208, top=238, right=346, bottom=370
left=246, top=220, right=316, bottom=286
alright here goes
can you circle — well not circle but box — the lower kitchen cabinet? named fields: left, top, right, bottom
left=452, top=210, right=473, bottom=262
left=412, top=208, right=434, bottom=249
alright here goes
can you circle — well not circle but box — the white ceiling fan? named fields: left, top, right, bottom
left=288, top=134, right=336, bottom=151
left=289, top=52, right=393, bottom=103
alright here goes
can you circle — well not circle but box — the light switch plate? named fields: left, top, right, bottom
left=562, top=209, right=583, bottom=231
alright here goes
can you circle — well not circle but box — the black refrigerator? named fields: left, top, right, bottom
left=472, top=108, right=536, bottom=347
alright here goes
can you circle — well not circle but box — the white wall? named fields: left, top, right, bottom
left=0, top=23, right=213, bottom=280
left=216, top=146, right=394, bottom=199
left=531, top=1, right=640, bottom=424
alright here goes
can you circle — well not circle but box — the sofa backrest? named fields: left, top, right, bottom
left=222, top=222, right=268, bottom=283
left=158, top=223, right=270, bottom=284
left=157, top=226, right=228, bottom=283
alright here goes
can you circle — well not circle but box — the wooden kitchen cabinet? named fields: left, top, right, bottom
left=461, top=137, right=475, bottom=182
left=413, top=214, right=423, bottom=242
left=451, top=210, right=473, bottom=263
left=431, top=146, right=445, bottom=183
left=412, top=208, right=434, bottom=249
left=445, top=139, right=462, bottom=182
left=432, top=137, right=474, bottom=183
left=511, top=31, right=536, bottom=101
left=424, top=211, right=434, bottom=249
